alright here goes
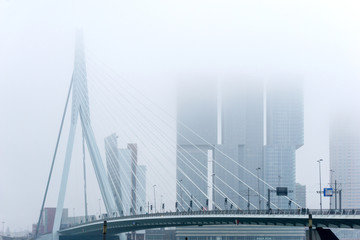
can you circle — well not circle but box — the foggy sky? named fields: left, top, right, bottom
left=1, top=0, right=360, bottom=232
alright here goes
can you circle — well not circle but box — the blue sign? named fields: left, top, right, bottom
left=324, top=188, right=333, bottom=197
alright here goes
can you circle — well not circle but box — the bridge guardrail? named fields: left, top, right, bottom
left=60, top=208, right=360, bottom=230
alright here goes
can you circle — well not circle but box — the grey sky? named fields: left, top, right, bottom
left=1, top=0, right=360, bottom=232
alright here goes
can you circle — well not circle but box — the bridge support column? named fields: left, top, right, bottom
left=306, top=229, right=321, bottom=240
left=306, top=228, right=339, bottom=240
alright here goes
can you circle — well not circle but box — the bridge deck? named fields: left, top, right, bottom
left=57, top=209, right=360, bottom=239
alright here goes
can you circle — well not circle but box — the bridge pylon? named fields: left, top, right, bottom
left=51, top=30, right=117, bottom=240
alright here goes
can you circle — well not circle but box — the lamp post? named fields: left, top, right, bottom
left=212, top=173, right=215, bottom=210
left=99, top=198, right=102, bottom=216
left=278, top=175, right=281, bottom=207
left=256, top=167, right=261, bottom=210
left=317, top=159, right=323, bottom=213
left=179, top=180, right=183, bottom=211
left=153, top=185, right=157, bottom=213
left=161, top=195, right=163, bottom=212
left=330, top=169, right=335, bottom=209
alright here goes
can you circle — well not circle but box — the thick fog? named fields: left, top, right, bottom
left=0, top=0, right=360, bottom=232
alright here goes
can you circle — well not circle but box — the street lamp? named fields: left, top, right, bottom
left=317, top=159, right=323, bottom=212
left=98, top=198, right=101, bottom=216
left=278, top=175, right=281, bottom=207
left=212, top=173, right=215, bottom=210
left=153, top=185, right=157, bottom=213
left=256, top=167, right=261, bottom=210
left=161, top=195, right=163, bottom=212
left=330, top=169, right=335, bottom=209
left=179, top=180, right=183, bottom=211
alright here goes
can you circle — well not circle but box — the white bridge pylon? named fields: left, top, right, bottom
left=52, top=31, right=117, bottom=239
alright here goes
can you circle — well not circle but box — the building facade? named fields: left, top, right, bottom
left=176, top=76, right=305, bottom=239
left=214, top=78, right=264, bottom=210
left=295, top=183, right=306, bottom=208
left=176, top=77, right=218, bottom=211
left=137, top=165, right=147, bottom=213
left=176, top=77, right=300, bottom=210
left=32, top=208, right=69, bottom=236
left=264, top=79, right=304, bottom=209
left=330, top=115, right=360, bottom=209
left=105, top=134, right=147, bottom=216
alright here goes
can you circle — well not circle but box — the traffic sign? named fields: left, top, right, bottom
left=324, top=188, right=333, bottom=197
left=276, top=187, right=288, bottom=196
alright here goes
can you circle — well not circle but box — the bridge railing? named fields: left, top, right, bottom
left=109, top=208, right=360, bottom=219
left=60, top=208, right=360, bottom=230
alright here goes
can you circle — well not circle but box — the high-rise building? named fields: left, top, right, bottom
left=137, top=165, right=147, bottom=213
left=176, top=77, right=305, bottom=210
left=214, top=78, right=264, bottom=210
left=176, top=77, right=218, bottom=211
left=176, top=76, right=266, bottom=210
left=330, top=115, right=360, bottom=209
left=264, top=78, right=304, bottom=209
left=105, top=134, right=146, bottom=216
left=295, top=183, right=306, bottom=208
left=31, top=208, right=56, bottom=236
left=32, top=208, right=68, bottom=236
left=128, top=143, right=138, bottom=214
left=105, top=134, right=123, bottom=214
left=176, top=76, right=305, bottom=239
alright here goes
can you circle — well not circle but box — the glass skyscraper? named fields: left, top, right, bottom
left=264, top=78, right=304, bottom=209
left=175, top=76, right=305, bottom=239
left=176, top=76, right=218, bottom=211
left=176, top=77, right=304, bottom=210
left=214, top=78, right=264, bottom=210
left=295, top=183, right=306, bottom=209
left=330, top=115, right=360, bottom=209
left=176, top=77, right=265, bottom=210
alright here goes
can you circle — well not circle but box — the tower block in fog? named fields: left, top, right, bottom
left=264, top=79, right=304, bottom=209
left=330, top=115, right=360, bottom=209
left=176, top=77, right=265, bottom=210
left=175, top=76, right=304, bottom=211
left=51, top=31, right=116, bottom=239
